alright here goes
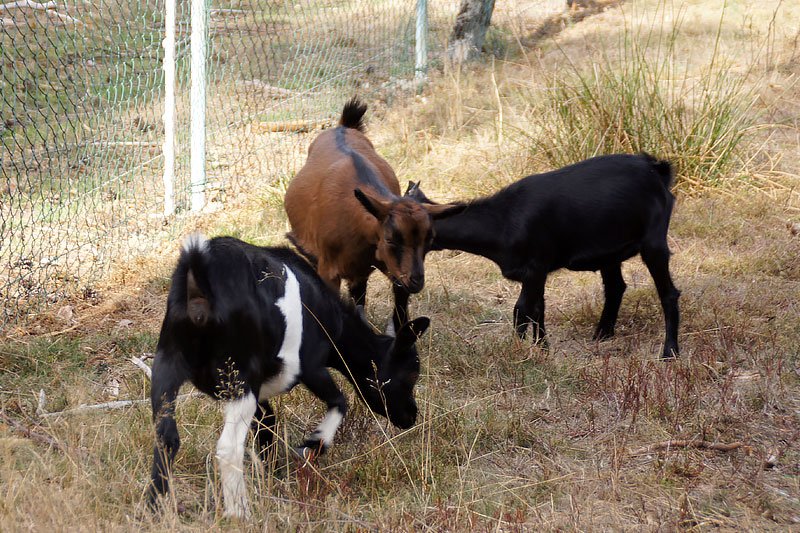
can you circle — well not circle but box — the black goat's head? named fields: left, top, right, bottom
left=357, top=316, right=429, bottom=429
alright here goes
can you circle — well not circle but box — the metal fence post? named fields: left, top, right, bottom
left=162, top=0, right=176, bottom=216
left=415, top=0, right=428, bottom=85
left=190, top=0, right=207, bottom=212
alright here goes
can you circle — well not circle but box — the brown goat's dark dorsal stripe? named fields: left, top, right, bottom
left=335, top=126, right=392, bottom=196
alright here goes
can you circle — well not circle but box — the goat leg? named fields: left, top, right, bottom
left=148, top=351, right=186, bottom=509
left=390, top=284, right=411, bottom=337
left=594, top=263, right=626, bottom=340
left=641, top=246, right=680, bottom=359
left=297, top=370, right=348, bottom=456
left=251, top=399, right=276, bottom=464
left=514, top=273, right=548, bottom=346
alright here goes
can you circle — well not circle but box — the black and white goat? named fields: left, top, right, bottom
left=406, top=153, right=680, bottom=359
left=148, top=235, right=429, bottom=518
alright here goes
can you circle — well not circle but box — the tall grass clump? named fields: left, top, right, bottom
left=526, top=6, right=758, bottom=192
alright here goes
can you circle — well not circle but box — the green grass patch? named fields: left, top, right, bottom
left=524, top=5, right=757, bottom=192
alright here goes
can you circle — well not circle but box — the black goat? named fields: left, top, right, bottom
left=148, top=235, right=429, bottom=518
left=406, top=153, right=680, bottom=359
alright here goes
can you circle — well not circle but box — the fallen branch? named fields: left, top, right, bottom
left=45, top=7, right=80, bottom=24
left=0, top=0, right=82, bottom=25
left=211, top=8, right=245, bottom=15
left=629, top=439, right=750, bottom=456
left=90, top=140, right=159, bottom=147
left=130, top=356, right=152, bottom=379
left=41, top=399, right=144, bottom=417
left=0, top=0, right=56, bottom=11
left=40, top=392, right=204, bottom=418
left=254, top=119, right=332, bottom=134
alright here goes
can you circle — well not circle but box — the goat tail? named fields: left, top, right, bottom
left=642, top=152, right=674, bottom=188
left=339, top=97, right=367, bottom=132
left=180, top=233, right=212, bottom=327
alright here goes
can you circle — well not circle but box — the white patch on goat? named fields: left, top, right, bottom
left=310, top=406, right=343, bottom=448
left=385, top=316, right=396, bottom=338
left=216, top=392, right=257, bottom=519
left=182, top=232, right=209, bottom=254
left=258, top=266, right=303, bottom=400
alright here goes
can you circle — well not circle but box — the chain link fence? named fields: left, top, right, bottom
left=0, top=0, right=464, bottom=329
left=1, top=0, right=564, bottom=330
left=1, top=0, right=180, bottom=328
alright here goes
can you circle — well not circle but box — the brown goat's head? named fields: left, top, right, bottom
left=355, top=188, right=453, bottom=294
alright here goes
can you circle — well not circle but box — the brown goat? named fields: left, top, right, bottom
left=284, top=98, right=454, bottom=333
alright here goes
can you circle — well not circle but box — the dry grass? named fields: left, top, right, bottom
left=2, top=0, right=800, bottom=530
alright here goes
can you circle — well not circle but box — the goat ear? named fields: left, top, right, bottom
left=395, top=316, right=430, bottom=348
left=354, top=188, right=391, bottom=221
left=404, top=180, right=420, bottom=196
left=423, top=202, right=467, bottom=220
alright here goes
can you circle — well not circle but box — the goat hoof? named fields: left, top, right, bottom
left=293, top=440, right=325, bottom=462
left=660, top=347, right=679, bottom=360
left=532, top=338, right=549, bottom=350
left=593, top=327, right=615, bottom=341
left=148, top=493, right=187, bottom=516
left=146, top=491, right=161, bottom=513
left=292, top=446, right=316, bottom=462
left=223, top=502, right=251, bottom=520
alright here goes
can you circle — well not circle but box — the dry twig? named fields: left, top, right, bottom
left=629, top=439, right=751, bottom=456
left=44, top=7, right=79, bottom=24
left=0, top=0, right=81, bottom=25
left=254, top=119, right=332, bottom=133
left=130, top=356, right=152, bottom=379
left=40, top=392, right=203, bottom=418
left=41, top=399, right=145, bottom=417
left=0, top=0, right=56, bottom=11
left=210, top=8, right=245, bottom=15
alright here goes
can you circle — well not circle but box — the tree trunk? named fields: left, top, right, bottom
left=448, top=0, right=496, bottom=63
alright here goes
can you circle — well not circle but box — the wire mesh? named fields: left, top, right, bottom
left=1, top=0, right=186, bottom=328
left=0, top=0, right=461, bottom=330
